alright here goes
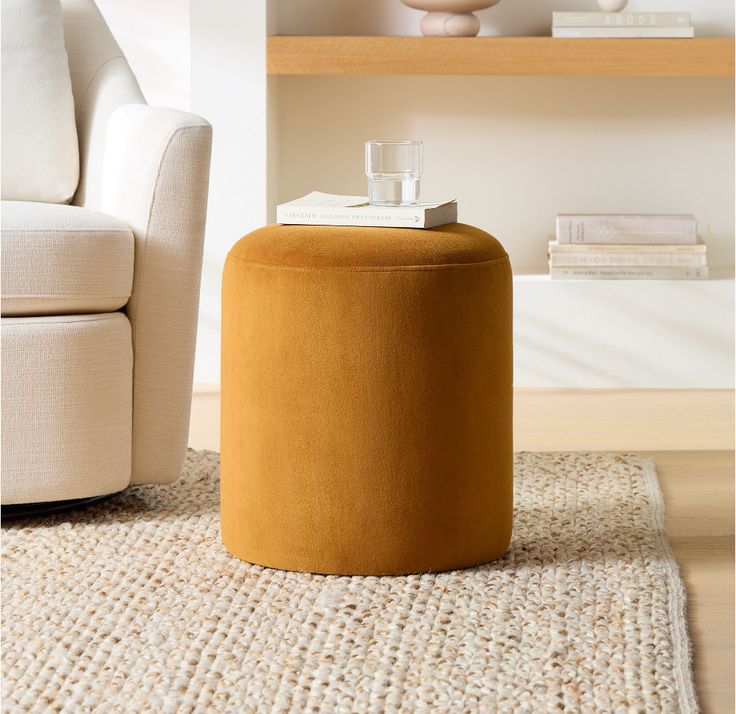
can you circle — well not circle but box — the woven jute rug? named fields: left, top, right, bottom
left=2, top=451, right=696, bottom=713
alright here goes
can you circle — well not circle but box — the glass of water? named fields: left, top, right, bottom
left=365, top=140, right=423, bottom=206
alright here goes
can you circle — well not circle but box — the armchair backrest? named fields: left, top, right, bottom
left=61, top=0, right=144, bottom=209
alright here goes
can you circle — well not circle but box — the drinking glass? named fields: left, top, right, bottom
left=365, top=140, right=423, bottom=206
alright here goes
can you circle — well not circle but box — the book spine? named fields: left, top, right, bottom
left=549, top=252, right=707, bottom=267
left=552, top=12, right=690, bottom=28
left=548, top=241, right=706, bottom=254
left=552, top=26, right=694, bottom=38
left=549, top=265, right=709, bottom=279
left=556, top=216, right=697, bottom=245
left=277, top=204, right=457, bottom=229
left=277, top=208, right=431, bottom=228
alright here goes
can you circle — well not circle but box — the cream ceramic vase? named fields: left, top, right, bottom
left=401, top=0, right=502, bottom=37
left=597, top=0, right=628, bottom=10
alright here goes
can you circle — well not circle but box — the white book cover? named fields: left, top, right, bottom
left=277, top=192, right=458, bottom=229
left=553, top=26, right=694, bottom=38
left=556, top=214, right=697, bottom=245
left=548, top=239, right=706, bottom=254
left=548, top=252, right=707, bottom=267
left=552, top=12, right=691, bottom=28
left=549, top=265, right=709, bottom=280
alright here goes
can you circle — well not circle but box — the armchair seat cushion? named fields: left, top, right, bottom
left=1, top=201, right=134, bottom=316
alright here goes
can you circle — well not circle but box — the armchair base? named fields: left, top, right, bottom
left=1, top=313, right=133, bottom=504
left=1, top=492, right=121, bottom=521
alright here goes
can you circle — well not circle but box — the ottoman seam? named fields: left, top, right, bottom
left=226, top=254, right=510, bottom=273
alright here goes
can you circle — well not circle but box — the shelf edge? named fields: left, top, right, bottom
left=268, top=36, right=735, bottom=78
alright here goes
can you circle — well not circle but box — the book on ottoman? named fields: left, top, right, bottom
left=277, top=191, right=458, bottom=229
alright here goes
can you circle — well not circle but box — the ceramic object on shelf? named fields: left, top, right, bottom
left=400, top=0, right=502, bottom=37
left=596, top=0, right=629, bottom=10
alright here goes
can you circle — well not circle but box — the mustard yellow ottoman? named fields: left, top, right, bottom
left=221, top=223, right=513, bottom=575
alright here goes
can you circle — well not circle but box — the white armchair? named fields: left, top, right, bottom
left=1, top=0, right=212, bottom=506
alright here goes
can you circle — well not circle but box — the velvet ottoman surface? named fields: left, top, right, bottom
left=221, top=223, right=513, bottom=575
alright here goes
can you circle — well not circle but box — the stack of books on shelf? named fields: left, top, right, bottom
left=552, top=12, right=694, bottom=38
left=277, top=191, right=457, bottom=229
left=549, top=214, right=708, bottom=280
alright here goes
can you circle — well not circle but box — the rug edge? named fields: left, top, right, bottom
left=633, top=455, right=699, bottom=714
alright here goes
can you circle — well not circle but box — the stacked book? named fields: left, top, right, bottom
left=549, top=214, right=708, bottom=280
left=277, top=192, right=457, bottom=229
left=552, top=12, right=694, bottom=38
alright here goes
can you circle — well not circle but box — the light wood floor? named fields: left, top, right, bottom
left=638, top=450, right=734, bottom=714
left=189, top=391, right=734, bottom=713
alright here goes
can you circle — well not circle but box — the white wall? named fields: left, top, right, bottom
left=276, top=75, right=734, bottom=272
left=95, top=0, right=735, bottom=387
left=190, top=0, right=268, bottom=386
left=275, top=0, right=734, bottom=37
left=95, top=0, right=190, bottom=109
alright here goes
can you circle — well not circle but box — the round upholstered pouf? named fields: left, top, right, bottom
left=221, top=223, right=513, bottom=575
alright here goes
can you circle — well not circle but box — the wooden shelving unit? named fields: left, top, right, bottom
left=268, top=36, right=734, bottom=78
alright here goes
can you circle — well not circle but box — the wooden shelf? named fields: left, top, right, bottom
left=268, top=36, right=734, bottom=78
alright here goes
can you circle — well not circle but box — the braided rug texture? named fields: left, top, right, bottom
left=2, top=451, right=695, bottom=713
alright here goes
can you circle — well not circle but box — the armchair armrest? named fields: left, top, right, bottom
left=100, top=103, right=212, bottom=484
